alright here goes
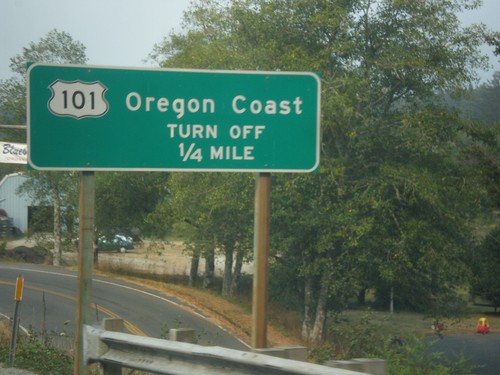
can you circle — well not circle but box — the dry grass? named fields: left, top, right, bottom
left=93, top=268, right=302, bottom=347
left=90, top=241, right=303, bottom=347
left=95, top=266, right=500, bottom=354
left=330, top=308, right=500, bottom=339
left=0, top=320, right=10, bottom=346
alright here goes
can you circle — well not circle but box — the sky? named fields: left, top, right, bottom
left=0, top=0, right=499, bottom=82
left=0, top=0, right=191, bottom=80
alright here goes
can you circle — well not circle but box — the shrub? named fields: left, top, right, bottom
left=0, top=242, right=6, bottom=256
left=0, top=322, right=72, bottom=375
left=308, top=311, right=475, bottom=375
left=385, top=336, right=475, bottom=375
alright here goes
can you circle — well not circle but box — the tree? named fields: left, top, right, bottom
left=95, top=172, right=170, bottom=238
left=151, top=0, right=495, bottom=343
left=456, top=71, right=500, bottom=124
left=459, top=73, right=500, bottom=307
left=1, top=29, right=87, bottom=265
left=17, top=171, right=79, bottom=261
left=162, top=172, right=254, bottom=294
left=0, top=29, right=87, bottom=127
left=472, top=228, right=500, bottom=311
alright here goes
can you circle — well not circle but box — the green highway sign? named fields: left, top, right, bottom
left=28, top=64, right=320, bottom=172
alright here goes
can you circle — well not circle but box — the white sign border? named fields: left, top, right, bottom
left=27, top=63, right=321, bottom=173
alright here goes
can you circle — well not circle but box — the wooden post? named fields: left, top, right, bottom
left=75, top=171, right=95, bottom=375
left=252, top=173, right=270, bottom=348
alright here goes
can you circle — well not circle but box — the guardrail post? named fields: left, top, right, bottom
left=324, top=358, right=387, bottom=375
left=101, top=319, right=124, bottom=375
left=253, top=346, right=307, bottom=362
left=169, top=328, right=197, bottom=343
left=102, top=318, right=124, bottom=333
left=83, top=324, right=371, bottom=375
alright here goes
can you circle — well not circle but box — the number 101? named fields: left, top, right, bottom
left=62, top=90, right=96, bottom=110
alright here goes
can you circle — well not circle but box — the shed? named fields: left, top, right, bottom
left=0, top=173, right=33, bottom=233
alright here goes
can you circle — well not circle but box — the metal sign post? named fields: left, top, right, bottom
left=252, top=173, right=271, bottom=348
left=27, top=63, right=321, bottom=369
left=9, top=275, right=24, bottom=366
left=74, top=171, right=95, bottom=375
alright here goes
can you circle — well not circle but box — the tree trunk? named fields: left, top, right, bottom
left=390, top=286, right=394, bottom=317
left=52, top=187, right=61, bottom=267
left=203, top=247, right=215, bottom=289
left=309, top=273, right=329, bottom=344
left=189, top=254, right=200, bottom=287
left=357, top=288, right=366, bottom=306
left=301, top=276, right=314, bottom=341
left=222, top=245, right=233, bottom=296
left=230, top=249, right=244, bottom=295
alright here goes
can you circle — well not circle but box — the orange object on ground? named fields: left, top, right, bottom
left=477, top=317, right=490, bottom=334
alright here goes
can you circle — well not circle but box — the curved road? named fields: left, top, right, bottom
left=4, top=263, right=499, bottom=374
left=429, top=333, right=500, bottom=375
left=0, top=262, right=248, bottom=351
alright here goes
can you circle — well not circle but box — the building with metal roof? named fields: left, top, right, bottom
left=0, top=173, right=33, bottom=234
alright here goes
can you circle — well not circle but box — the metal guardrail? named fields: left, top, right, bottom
left=83, top=324, right=369, bottom=375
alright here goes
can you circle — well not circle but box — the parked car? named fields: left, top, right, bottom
left=96, top=234, right=134, bottom=253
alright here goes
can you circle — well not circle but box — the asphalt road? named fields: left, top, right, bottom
left=3, top=262, right=499, bottom=374
left=0, top=262, right=248, bottom=351
left=429, top=333, right=500, bottom=375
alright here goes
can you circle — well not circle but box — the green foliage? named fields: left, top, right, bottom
left=268, top=257, right=304, bottom=311
left=0, top=28, right=87, bottom=129
left=0, top=78, right=26, bottom=132
left=18, top=171, right=80, bottom=239
left=459, top=71, right=500, bottom=124
left=309, top=312, right=474, bottom=375
left=1, top=30, right=88, bottom=246
left=95, top=172, right=170, bottom=237
left=327, top=311, right=386, bottom=359
left=10, top=29, right=87, bottom=77
left=460, top=77, right=500, bottom=209
left=0, top=330, right=72, bottom=375
left=385, top=337, right=475, bottom=375
left=150, top=0, right=498, bottom=341
left=471, top=227, right=500, bottom=308
left=14, top=336, right=72, bottom=374
left=157, top=172, right=254, bottom=292
left=163, top=173, right=254, bottom=245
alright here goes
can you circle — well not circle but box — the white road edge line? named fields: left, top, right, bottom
left=0, top=265, right=250, bottom=348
